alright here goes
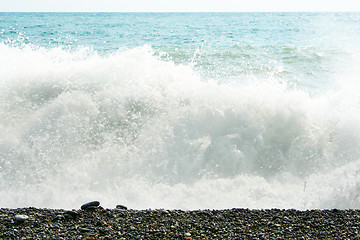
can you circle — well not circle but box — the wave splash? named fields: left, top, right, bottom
left=1, top=44, right=360, bottom=210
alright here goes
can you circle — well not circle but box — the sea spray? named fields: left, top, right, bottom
left=1, top=43, right=360, bottom=209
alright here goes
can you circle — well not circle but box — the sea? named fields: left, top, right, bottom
left=1, top=12, right=360, bottom=210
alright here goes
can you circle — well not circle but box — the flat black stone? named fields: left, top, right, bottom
left=81, top=201, right=100, bottom=210
left=84, top=206, right=98, bottom=211
left=116, top=204, right=128, bottom=210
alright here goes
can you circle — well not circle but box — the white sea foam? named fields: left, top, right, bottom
left=1, top=44, right=360, bottom=210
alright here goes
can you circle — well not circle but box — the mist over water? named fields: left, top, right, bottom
left=1, top=13, right=360, bottom=210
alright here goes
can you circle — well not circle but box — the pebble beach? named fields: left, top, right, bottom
left=1, top=203, right=360, bottom=239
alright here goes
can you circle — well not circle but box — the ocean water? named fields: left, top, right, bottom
left=1, top=12, right=360, bottom=210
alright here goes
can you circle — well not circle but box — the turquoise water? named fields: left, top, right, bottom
left=3, top=13, right=360, bottom=89
left=1, top=13, right=360, bottom=209
left=3, top=13, right=360, bottom=49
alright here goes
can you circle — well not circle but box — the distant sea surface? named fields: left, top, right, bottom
left=1, top=12, right=360, bottom=209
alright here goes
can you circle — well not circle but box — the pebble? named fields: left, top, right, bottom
left=81, top=201, right=100, bottom=210
left=14, top=214, right=29, bottom=224
left=116, top=204, right=128, bottom=210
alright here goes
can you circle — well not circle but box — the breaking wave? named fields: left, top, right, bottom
left=1, top=44, right=360, bottom=210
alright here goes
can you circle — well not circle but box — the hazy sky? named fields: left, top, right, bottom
left=1, top=0, right=359, bottom=12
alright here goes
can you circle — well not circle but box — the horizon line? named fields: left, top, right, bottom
left=0, top=11, right=357, bottom=13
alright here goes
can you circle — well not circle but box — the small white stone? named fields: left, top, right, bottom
left=15, top=214, right=29, bottom=222
left=185, top=232, right=191, bottom=237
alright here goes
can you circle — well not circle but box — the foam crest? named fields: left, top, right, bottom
left=1, top=44, right=360, bottom=209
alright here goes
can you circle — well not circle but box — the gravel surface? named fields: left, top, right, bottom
left=1, top=205, right=360, bottom=239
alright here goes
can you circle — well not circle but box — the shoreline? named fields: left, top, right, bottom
left=1, top=207, right=360, bottom=239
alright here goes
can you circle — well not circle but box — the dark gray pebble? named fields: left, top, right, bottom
left=84, top=206, right=98, bottom=211
left=116, top=204, right=128, bottom=210
left=81, top=201, right=100, bottom=210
